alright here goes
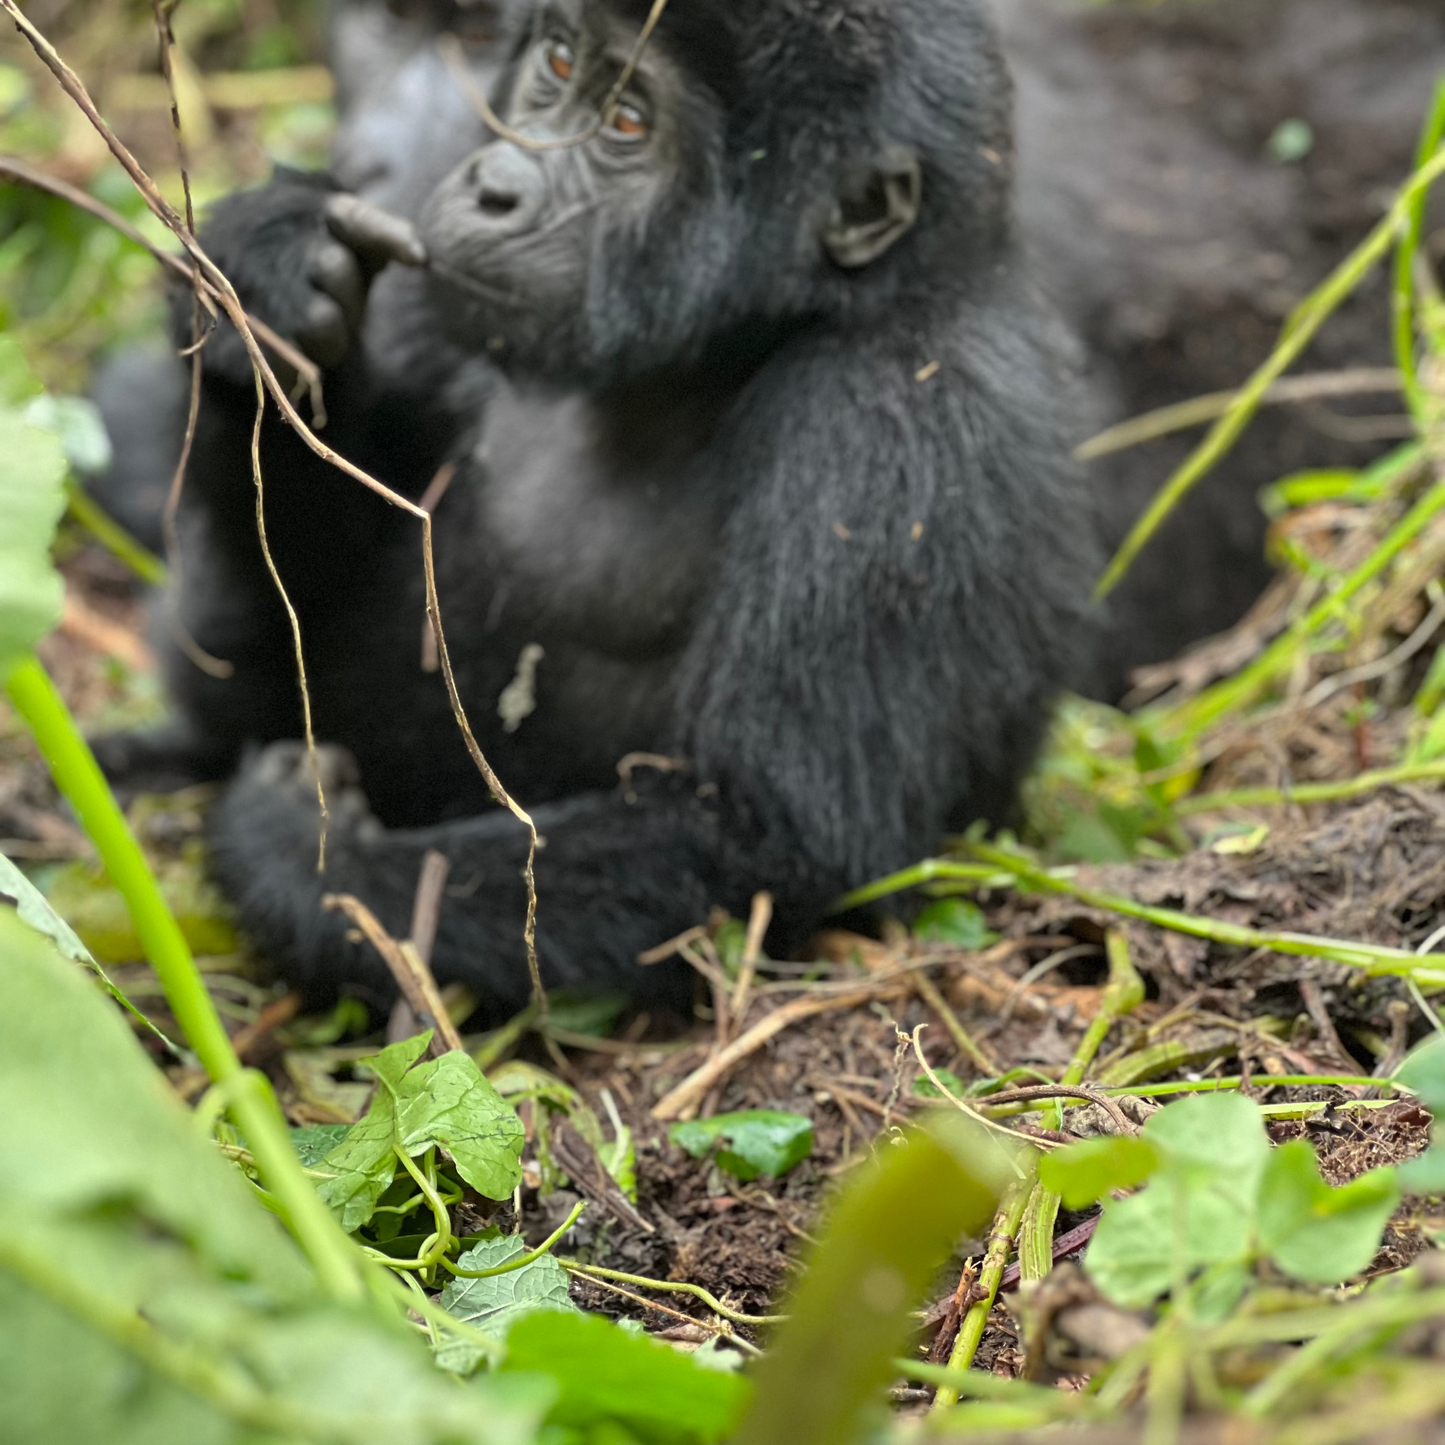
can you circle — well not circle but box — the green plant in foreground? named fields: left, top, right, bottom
left=1042, top=1093, right=1402, bottom=1312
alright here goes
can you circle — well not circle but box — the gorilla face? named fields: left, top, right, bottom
left=418, top=0, right=932, bottom=384
left=328, top=0, right=509, bottom=216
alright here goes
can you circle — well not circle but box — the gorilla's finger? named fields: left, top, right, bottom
left=307, top=241, right=367, bottom=330
left=293, top=294, right=351, bottom=370
left=324, top=192, right=428, bottom=268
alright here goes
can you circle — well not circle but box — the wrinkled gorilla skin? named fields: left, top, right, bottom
left=160, top=0, right=1101, bottom=1015
left=87, top=0, right=1445, bottom=688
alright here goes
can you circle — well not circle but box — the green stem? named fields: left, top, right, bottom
left=1174, top=759, right=1445, bottom=815
left=1097, top=145, right=1445, bottom=600
left=441, top=1200, right=586, bottom=1278
left=1162, top=471, right=1445, bottom=738
left=930, top=1181, right=1031, bottom=1411
left=4, top=655, right=366, bottom=1304
left=65, top=479, right=166, bottom=586
left=968, top=841, right=1445, bottom=984
left=1394, top=78, right=1445, bottom=420
left=559, top=1259, right=785, bottom=1326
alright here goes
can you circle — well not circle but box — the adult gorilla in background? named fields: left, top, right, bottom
left=131, top=0, right=1100, bottom=1014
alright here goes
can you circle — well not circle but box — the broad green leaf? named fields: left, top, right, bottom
left=1085, top=1094, right=1271, bottom=1308
left=913, top=899, right=999, bottom=948
left=913, top=1066, right=966, bottom=1100
left=670, top=1110, right=813, bottom=1182
left=318, top=1035, right=524, bottom=1231
left=1258, top=1142, right=1399, bottom=1285
left=503, top=1307, right=751, bottom=1443
left=393, top=1050, right=525, bottom=1200
left=1393, top=1037, right=1445, bottom=1193
left=315, top=1035, right=430, bottom=1229
left=1037, top=1135, right=1158, bottom=1209
left=0, top=909, right=551, bottom=1445
left=0, top=409, right=66, bottom=680
left=1394, top=1034, right=1445, bottom=1113
left=291, top=1123, right=351, bottom=1169
left=437, top=1236, right=577, bottom=1374
left=23, top=393, right=112, bottom=474
left=1144, top=1091, right=1269, bottom=1211
left=1086, top=1174, right=1252, bottom=1309
left=0, top=853, right=93, bottom=967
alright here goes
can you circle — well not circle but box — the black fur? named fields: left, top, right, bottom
left=127, top=0, right=1100, bottom=1015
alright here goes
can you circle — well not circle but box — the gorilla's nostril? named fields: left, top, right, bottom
left=478, top=188, right=520, bottom=218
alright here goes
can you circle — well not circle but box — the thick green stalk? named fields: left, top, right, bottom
left=4, top=654, right=366, bottom=1303
left=930, top=1181, right=1031, bottom=1412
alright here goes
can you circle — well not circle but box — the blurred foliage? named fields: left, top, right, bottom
left=0, top=0, right=332, bottom=392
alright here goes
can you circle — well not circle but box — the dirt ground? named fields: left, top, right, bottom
left=5, top=545, right=1440, bottom=1373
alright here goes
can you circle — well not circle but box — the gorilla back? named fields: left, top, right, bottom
left=173, top=0, right=1101, bottom=1015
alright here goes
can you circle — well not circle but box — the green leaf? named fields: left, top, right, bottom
left=912, top=899, right=999, bottom=948
left=669, top=1111, right=814, bottom=1182
left=1258, top=1142, right=1399, bottom=1285
left=1037, top=1135, right=1159, bottom=1209
left=1144, top=1091, right=1270, bottom=1208
left=22, top=393, right=112, bottom=474
left=912, top=1066, right=966, bottom=1100
left=1085, top=1093, right=1271, bottom=1309
left=393, top=1050, right=526, bottom=1200
left=1394, top=1034, right=1445, bottom=1114
left=437, top=1236, right=578, bottom=1374
left=502, top=1309, right=751, bottom=1444
left=0, top=853, right=94, bottom=967
left=0, top=908, right=555, bottom=1445
left=318, top=1036, right=524, bottom=1231
left=291, top=1123, right=351, bottom=1169
left=1086, top=1174, right=1253, bottom=1309
left=0, top=409, right=66, bottom=681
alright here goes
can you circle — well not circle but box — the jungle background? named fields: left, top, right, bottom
left=6, top=2, right=1445, bottom=1443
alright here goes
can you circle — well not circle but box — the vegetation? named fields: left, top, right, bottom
left=4, top=2, right=1445, bottom=1443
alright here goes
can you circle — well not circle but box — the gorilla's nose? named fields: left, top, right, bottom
left=463, top=145, right=546, bottom=233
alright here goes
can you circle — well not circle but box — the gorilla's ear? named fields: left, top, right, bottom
left=823, top=146, right=922, bottom=269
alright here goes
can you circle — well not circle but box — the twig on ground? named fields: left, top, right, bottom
left=729, top=890, right=773, bottom=1031
left=912, top=968, right=1000, bottom=1076
left=651, top=979, right=907, bottom=1121
left=322, top=893, right=464, bottom=1055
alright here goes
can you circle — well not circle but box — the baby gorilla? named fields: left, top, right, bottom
left=155, top=0, right=1100, bottom=1016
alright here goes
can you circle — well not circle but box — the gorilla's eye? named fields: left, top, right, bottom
left=544, top=38, right=575, bottom=81
left=607, top=100, right=649, bottom=140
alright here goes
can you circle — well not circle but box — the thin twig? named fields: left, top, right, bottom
left=323, top=894, right=465, bottom=1055
left=651, top=980, right=907, bottom=1122
left=250, top=375, right=327, bottom=866
left=729, top=890, right=772, bottom=1030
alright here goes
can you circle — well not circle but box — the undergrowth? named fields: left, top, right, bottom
left=4, top=4, right=1445, bottom=1444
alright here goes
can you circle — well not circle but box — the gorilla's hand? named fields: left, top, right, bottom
left=191, top=176, right=426, bottom=386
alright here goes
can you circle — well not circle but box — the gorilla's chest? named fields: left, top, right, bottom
left=461, top=383, right=727, bottom=658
